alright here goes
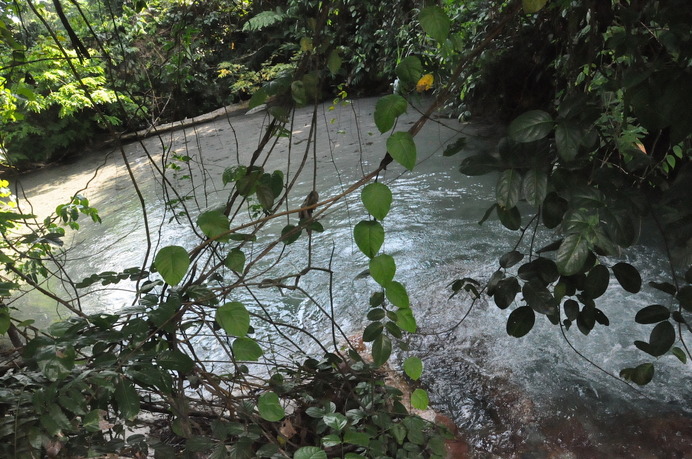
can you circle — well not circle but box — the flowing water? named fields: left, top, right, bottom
left=8, top=97, right=692, bottom=456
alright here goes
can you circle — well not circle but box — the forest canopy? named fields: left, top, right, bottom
left=0, top=0, right=691, bottom=457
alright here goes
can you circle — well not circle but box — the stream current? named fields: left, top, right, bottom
left=9, top=97, right=692, bottom=457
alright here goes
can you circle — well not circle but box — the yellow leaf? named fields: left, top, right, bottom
left=416, top=74, right=434, bottom=92
left=523, top=0, right=548, bottom=14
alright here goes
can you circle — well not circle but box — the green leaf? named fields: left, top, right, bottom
left=374, top=95, right=408, bottom=133
left=198, top=210, right=230, bottom=241
left=556, top=234, right=589, bottom=276
left=494, top=277, right=520, bottom=309
left=256, top=183, right=275, bottom=210
left=496, top=169, right=522, bottom=209
left=403, top=357, right=423, bottom=381
left=584, top=264, right=610, bottom=299
left=522, top=280, right=556, bottom=315
left=154, top=246, right=190, bottom=286
left=225, top=248, right=246, bottom=273
left=354, top=220, right=384, bottom=258
left=323, top=413, right=348, bottom=431
left=635, top=305, right=670, bottom=324
left=620, top=363, right=654, bottom=385
left=291, top=80, right=307, bottom=105
left=419, top=6, right=450, bottom=42
left=386, top=281, right=410, bottom=308
left=216, top=302, right=250, bottom=337
left=646, top=321, right=676, bottom=357
left=396, top=308, right=417, bottom=333
left=248, top=87, right=268, bottom=109
left=157, top=349, right=194, bottom=374
left=612, top=262, right=642, bottom=293
left=363, top=322, right=383, bottom=342
left=522, top=169, right=548, bottom=207
left=258, top=392, right=285, bottom=422
left=497, top=205, right=521, bottom=230
left=387, top=131, right=417, bottom=171
left=523, top=0, right=549, bottom=13
left=40, top=404, right=72, bottom=435
left=343, top=430, right=371, bottom=447
left=411, top=389, right=429, bottom=410
left=362, top=182, right=393, bottom=220
left=369, top=254, right=395, bottom=286
left=321, top=434, right=341, bottom=448
left=577, top=306, right=596, bottom=335
left=443, top=136, right=466, bottom=157
left=459, top=154, right=500, bottom=175
left=555, top=121, right=582, bottom=162
left=506, top=306, right=535, bottom=337
left=233, top=337, right=263, bottom=361
left=500, top=251, right=524, bottom=269
left=395, top=56, right=423, bottom=88
left=508, top=110, right=553, bottom=143
left=327, top=49, right=342, bottom=75
left=294, top=446, right=327, bottom=459
left=372, top=334, right=392, bottom=366
left=564, top=299, right=579, bottom=321
left=0, top=308, right=9, bottom=335
left=281, top=224, right=302, bottom=244
left=114, top=378, right=140, bottom=421
left=672, top=347, right=687, bottom=364
left=676, top=286, right=692, bottom=312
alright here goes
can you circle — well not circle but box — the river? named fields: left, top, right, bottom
left=8, top=97, right=692, bottom=457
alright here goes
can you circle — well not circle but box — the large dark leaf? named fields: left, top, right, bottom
left=459, top=154, right=500, bottom=176
left=612, top=262, right=642, bottom=293
left=494, top=277, right=520, bottom=309
left=506, top=306, right=535, bottom=338
left=508, top=110, right=553, bottom=143
left=646, top=321, right=676, bottom=357
left=522, top=280, right=556, bottom=315
left=577, top=305, right=596, bottom=335
left=542, top=192, right=568, bottom=229
left=522, top=169, right=548, bottom=207
left=557, top=234, right=590, bottom=276
left=635, top=304, right=670, bottom=324
left=499, top=250, right=524, bottom=269
left=497, top=206, right=521, bottom=230
left=584, top=264, right=610, bottom=299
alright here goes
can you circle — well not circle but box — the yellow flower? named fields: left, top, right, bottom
left=416, top=74, right=434, bottom=92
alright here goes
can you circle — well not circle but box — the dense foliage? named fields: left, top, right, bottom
left=0, top=0, right=690, bottom=457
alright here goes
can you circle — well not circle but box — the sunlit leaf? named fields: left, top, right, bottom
left=419, top=6, right=450, bottom=42
left=411, top=388, right=429, bottom=410
left=508, top=110, right=553, bottom=143
left=216, top=302, right=250, bottom=337
left=362, top=182, right=393, bottom=220
left=374, top=94, right=407, bottom=133
left=395, top=56, right=423, bottom=88
left=523, top=0, right=549, bottom=14
left=403, top=357, right=423, bottom=381
left=387, top=131, right=417, bottom=170
left=506, top=306, right=535, bottom=337
left=233, top=337, right=263, bottom=361
left=327, top=49, right=342, bottom=75
left=369, top=254, right=396, bottom=286
left=258, top=392, right=285, bottom=422
left=396, top=308, right=417, bottom=333
left=225, top=248, right=246, bottom=273
left=354, top=220, right=384, bottom=258
left=154, top=246, right=190, bottom=286
left=197, top=210, right=230, bottom=241
left=385, top=280, right=409, bottom=308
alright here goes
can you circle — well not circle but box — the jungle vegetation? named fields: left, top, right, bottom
left=0, top=0, right=690, bottom=457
